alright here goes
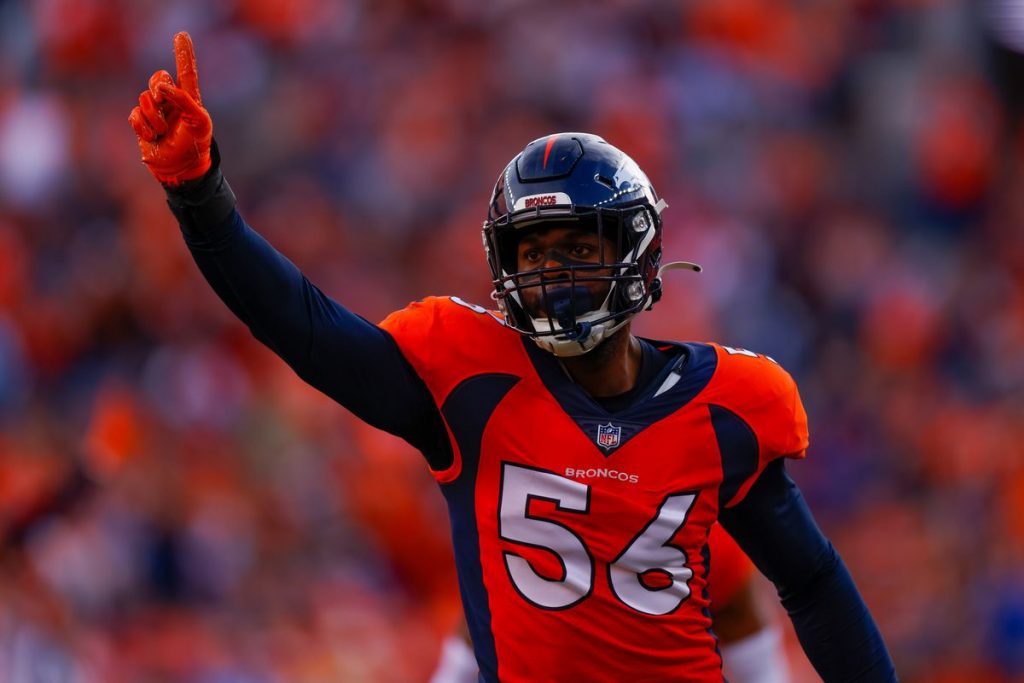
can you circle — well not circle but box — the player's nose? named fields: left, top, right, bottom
left=540, top=249, right=574, bottom=274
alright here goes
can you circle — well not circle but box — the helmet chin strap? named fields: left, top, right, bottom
left=658, top=261, right=702, bottom=275
left=533, top=321, right=615, bottom=357
left=530, top=303, right=631, bottom=357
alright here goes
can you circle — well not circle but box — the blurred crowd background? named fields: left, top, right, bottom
left=0, top=0, right=1022, bottom=681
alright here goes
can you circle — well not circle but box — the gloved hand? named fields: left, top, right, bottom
left=128, top=31, right=212, bottom=185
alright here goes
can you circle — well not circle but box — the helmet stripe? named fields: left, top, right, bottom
left=542, top=134, right=559, bottom=170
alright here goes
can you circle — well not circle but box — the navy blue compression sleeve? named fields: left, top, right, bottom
left=719, top=461, right=897, bottom=682
left=163, top=148, right=451, bottom=468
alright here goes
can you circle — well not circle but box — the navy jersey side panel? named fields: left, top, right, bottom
left=440, top=373, right=521, bottom=683
left=710, top=405, right=759, bottom=508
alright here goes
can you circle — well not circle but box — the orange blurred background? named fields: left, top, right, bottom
left=1, top=0, right=1023, bottom=680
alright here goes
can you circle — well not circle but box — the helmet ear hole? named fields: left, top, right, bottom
left=648, top=277, right=664, bottom=308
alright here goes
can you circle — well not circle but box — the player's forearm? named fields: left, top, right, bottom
left=778, top=545, right=895, bottom=682
left=720, top=462, right=897, bottom=682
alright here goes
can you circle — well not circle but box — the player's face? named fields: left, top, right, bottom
left=515, top=225, right=617, bottom=318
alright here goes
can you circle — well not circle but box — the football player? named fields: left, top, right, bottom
left=128, top=33, right=896, bottom=682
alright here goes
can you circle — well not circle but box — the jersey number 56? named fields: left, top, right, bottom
left=498, top=463, right=697, bottom=616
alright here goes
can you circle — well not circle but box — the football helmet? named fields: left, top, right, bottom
left=483, top=132, right=697, bottom=357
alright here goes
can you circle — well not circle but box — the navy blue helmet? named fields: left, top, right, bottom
left=483, top=133, right=693, bottom=356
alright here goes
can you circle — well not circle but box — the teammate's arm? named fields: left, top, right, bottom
left=719, top=461, right=897, bottom=683
left=715, top=581, right=790, bottom=683
left=128, top=33, right=449, bottom=463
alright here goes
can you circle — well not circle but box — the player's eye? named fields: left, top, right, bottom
left=521, top=249, right=543, bottom=264
left=570, top=244, right=596, bottom=259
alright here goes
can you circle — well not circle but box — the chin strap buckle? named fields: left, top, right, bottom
left=564, top=321, right=593, bottom=341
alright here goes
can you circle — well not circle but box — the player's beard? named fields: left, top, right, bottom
left=553, top=323, right=635, bottom=395
left=575, top=322, right=630, bottom=365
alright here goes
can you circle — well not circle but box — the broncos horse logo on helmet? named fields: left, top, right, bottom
left=482, top=132, right=699, bottom=357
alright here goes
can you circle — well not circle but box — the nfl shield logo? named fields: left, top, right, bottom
left=597, top=423, right=621, bottom=450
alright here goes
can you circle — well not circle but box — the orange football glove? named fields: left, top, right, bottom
left=128, top=32, right=212, bottom=185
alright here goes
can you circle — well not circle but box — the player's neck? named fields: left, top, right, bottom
left=558, top=327, right=642, bottom=398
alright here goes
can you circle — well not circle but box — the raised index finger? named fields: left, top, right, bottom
left=173, top=31, right=202, bottom=106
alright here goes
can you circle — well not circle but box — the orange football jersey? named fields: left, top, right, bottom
left=380, top=296, right=808, bottom=683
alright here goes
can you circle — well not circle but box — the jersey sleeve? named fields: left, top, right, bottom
left=747, top=355, right=808, bottom=461
left=380, top=296, right=516, bottom=405
left=708, top=346, right=809, bottom=508
left=378, top=297, right=470, bottom=483
left=378, top=298, right=445, bottom=395
left=379, top=296, right=524, bottom=483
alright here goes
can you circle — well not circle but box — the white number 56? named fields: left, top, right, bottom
left=498, top=463, right=697, bottom=616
